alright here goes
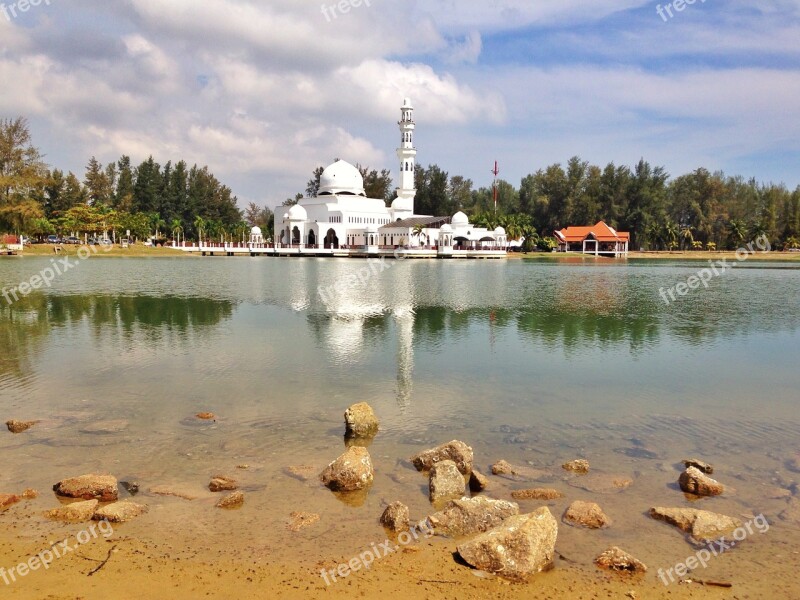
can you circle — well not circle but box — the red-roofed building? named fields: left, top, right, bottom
left=554, top=221, right=630, bottom=257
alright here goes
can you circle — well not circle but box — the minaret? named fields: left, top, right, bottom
left=393, top=97, right=417, bottom=214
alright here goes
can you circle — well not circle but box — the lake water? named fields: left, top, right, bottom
left=1, top=255, right=799, bottom=595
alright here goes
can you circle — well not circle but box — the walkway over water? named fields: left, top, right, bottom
left=175, top=242, right=506, bottom=259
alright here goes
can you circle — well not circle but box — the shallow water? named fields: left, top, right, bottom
left=1, top=256, right=799, bottom=594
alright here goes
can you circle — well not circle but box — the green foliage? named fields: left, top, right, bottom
left=537, top=236, right=558, bottom=252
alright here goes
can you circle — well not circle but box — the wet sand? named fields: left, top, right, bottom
left=2, top=411, right=799, bottom=598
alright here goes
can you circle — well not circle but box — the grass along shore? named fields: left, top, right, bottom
left=9, top=244, right=189, bottom=258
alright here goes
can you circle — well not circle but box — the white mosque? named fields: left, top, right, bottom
left=272, top=98, right=507, bottom=258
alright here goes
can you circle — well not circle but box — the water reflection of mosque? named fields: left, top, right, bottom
left=298, top=260, right=510, bottom=408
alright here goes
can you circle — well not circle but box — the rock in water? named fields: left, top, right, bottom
left=287, top=511, right=320, bottom=531
left=380, top=501, right=410, bottom=532
left=649, top=507, right=742, bottom=541
left=563, top=500, right=611, bottom=529
left=54, top=474, right=118, bottom=502
left=679, top=466, right=724, bottom=496
left=426, top=496, right=519, bottom=537
left=93, top=501, right=148, bottom=523
left=0, top=494, right=21, bottom=510
left=283, top=465, right=317, bottom=482
left=456, top=507, right=558, bottom=581
left=595, top=547, right=647, bottom=574
left=566, top=472, right=633, bottom=494
left=682, top=458, right=714, bottom=474
left=491, top=460, right=516, bottom=475
left=208, top=475, right=238, bottom=492
left=469, top=469, right=489, bottom=492
left=411, top=440, right=473, bottom=475
left=511, top=488, right=564, bottom=501
left=562, top=459, right=590, bottom=474
left=344, top=402, right=379, bottom=438
left=6, top=420, right=38, bottom=433
left=216, top=491, right=244, bottom=509
left=47, top=499, right=99, bottom=522
left=320, top=446, right=374, bottom=492
left=429, top=460, right=466, bottom=505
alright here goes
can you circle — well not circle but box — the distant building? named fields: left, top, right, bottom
left=554, top=221, right=629, bottom=257
left=273, top=98, right=506, bottom=257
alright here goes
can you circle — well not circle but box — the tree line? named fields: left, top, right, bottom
left=0, top=117, right=267, bottom=242
left=4, top=116, right=799, bottom=250
left=411, top=158, right=800, bottom=251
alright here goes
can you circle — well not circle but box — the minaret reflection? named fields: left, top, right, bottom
left=305, top=259, right=418, bottom=407
left=393, top=306, right=414, bottom=409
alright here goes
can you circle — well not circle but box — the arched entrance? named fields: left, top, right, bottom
left=308, top=230, right=316, bottom=247
left=324, top=228, right=339, bottom=249
left=292, top=226, right=301, bottom=245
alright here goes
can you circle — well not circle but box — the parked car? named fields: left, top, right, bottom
left=65, top=236, right=81, bottom=245
left=46, top=235, right=60, bottom=244
left=87, top=237, right=99, bottom=245
left=99, top=238, right=113, bottom=246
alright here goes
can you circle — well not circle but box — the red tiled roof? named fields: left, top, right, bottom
left=555, top=221, right=630, bottom=243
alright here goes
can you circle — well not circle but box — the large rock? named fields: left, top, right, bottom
left=426, top=496, right=519, bottom=537
left=54, top=474, right=118, bottom=502
left=429, top=460, right=465, bottom=505
left=47, top=499, right=99, bottom=522
left=595, top=547, right=647, bottom=574
left=344, top=402, right=379, bottom=438
left=563, top=500, right=611, bottom=529
left=456, top=507, right=558, bottom=581
left=469, top=469, right=489, bottom=492
left=411, top=440, right=473, bottom=475
left=380, top=501, right=410, bottom=532
left=649, top=507, right=742, bottom=541
left=679, top=466, right=724, bottom=496
left=93, top=501, right=148, bottom=523
left=320, top=446, right=374, bottom=492
left=6, top=420, right=38, bottom=433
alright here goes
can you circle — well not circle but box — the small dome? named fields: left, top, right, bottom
left=452, top=211, right=469, bottom=227
left=440, top=224, right=453, bottom=233
left=283, top=213, right=289, bottom=220
left=318, top=160, right=366, bottom=197
left=288, top=204, right=307, bottom=220
left=494, top=226, right=506, bottom=235
left=251, top=226, right=262, bottom=235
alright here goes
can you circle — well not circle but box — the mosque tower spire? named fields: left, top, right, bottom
left=393, top=97, right=417, bottom=214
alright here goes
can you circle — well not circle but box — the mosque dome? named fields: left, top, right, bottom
left=288, top=204, right=308, bottom=220
left=452, top=211, right=469, bottom=227
left=318, top=160, right=366, bottom=197
left=494, top=226, right=506, bottom=235
left=251, top=226, right=262, bottom=235
left=440, top=223, right=453, bottom=233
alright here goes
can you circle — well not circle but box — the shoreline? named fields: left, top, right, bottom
left=512, top=250, right=800, bottom=262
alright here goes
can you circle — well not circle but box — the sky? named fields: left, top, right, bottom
left=1, top=0, right=799, bottom=209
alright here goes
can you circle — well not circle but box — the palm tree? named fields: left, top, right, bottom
left=680, top=226, right=694, bottom=251
left=706, top=241, right=717, bottom=251
left=193, top=216, right=206, bottom=243
left=728, top=219, right=746, bottom=249
left=662, top=220, right=678, bottom=252
left=170, top=219, right=183, bottom=246
left=412, top=224, right=425, bottom=247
